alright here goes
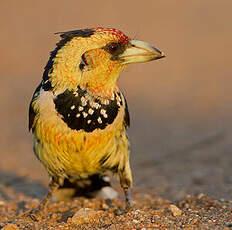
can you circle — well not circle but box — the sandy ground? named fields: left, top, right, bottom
left=1, top=188, right=232, bottom=229
left=0, top=0, right=232, bottom=228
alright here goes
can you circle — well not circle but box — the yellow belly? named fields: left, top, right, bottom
left=33, top=117, right=129, bottom=179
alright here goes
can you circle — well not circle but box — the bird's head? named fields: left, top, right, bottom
left=43, top=27, right=165, bottom=98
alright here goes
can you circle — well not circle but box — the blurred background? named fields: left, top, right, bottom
left=0, top=0, right=231, bottom=201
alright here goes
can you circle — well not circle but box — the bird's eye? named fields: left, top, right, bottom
left=108, top=43, right=119, bottom=53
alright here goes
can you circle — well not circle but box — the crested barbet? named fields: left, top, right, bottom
left=29, top=27, right=165, bottom=213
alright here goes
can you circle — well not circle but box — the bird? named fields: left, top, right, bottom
left=28, top=27, right=165, bottom=215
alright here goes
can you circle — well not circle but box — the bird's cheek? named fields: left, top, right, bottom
left=83, top=49, right=105, bottom=69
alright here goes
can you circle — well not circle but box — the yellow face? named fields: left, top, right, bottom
left=47, top=27, right=165, bottom=98
left=78, top=33, right=129, bottom=97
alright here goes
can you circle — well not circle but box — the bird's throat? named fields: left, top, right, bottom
left=80, top=66, right=124, bottom=99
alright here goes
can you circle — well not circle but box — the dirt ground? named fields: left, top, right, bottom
left=1, top=187, right=232, bottom=229
left=0, top=0, right=232, bottom=229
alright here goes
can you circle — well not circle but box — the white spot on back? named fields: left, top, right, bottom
left=97, top=117, right=102, bottom=124
left=81, top=97, right=87, bottom=106
left=82, top=112, right=88, bottom=118
left=71, top=105, right=75, bottom=110
left=76, top=113, right=80, bottom=118
left=88, top=108, right=94, bottom=115
left=78, top=106, right=84, bottom=111
left=93, top=103, right=100, bottom=109
left=87, top=120, right=91, bottom=124
left=100, top=109, right=106, bottom=115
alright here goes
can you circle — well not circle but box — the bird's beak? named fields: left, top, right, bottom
left=119, top=40, right=165, bottom=65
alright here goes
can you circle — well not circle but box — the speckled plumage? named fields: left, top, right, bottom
left=28, top=27, right=165, bottom=215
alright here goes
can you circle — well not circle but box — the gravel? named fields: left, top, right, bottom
left=0, top=186, right=231, bottom=229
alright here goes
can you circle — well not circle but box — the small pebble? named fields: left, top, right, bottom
left=192, top=219, right=198, bottom=224
left=101, top=203, right=109, bottom=209
left=197, top=193, right=204, bottom=199
left=133, top=219, right=139, bottom=223
left=71, top=208, right=102, bottom=224
left=132, top=210, right=140, bottom=215
left=0, top=200, right=5, bottom=206
left=169, top=204, right=182, bottom=216
left=97, top=186, right=118, bottom=200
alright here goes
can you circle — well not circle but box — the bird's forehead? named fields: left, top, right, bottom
left=93, top=27, right=130, bottom=45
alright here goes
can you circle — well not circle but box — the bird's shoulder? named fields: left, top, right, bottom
left=29, top=78, right=54, bottom=131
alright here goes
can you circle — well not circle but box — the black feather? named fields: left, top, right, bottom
left=124, top=97, right=130, bottom=128
left=99, top=155, right=111, bottom=166
left=54, top=87, right=121, bottom=132
left=29, top=82, right=42, bottom=131
left=55, top=29, right=95, bottom=39
left=119, top=92, right=130, bottom=128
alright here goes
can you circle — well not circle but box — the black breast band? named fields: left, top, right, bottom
left=54, top=87, right=123, bottom=132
